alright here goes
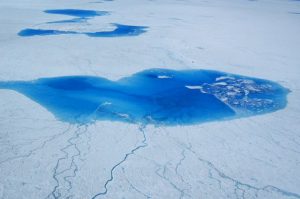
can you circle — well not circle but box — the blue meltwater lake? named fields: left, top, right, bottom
left=17, top=9, right=148, bottom=37
left=0, top=69, right=289, bottom=125
left=18, top=24, right=148, bottom=37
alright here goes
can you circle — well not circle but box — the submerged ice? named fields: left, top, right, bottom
left=0, top=69, right=289, bottom=125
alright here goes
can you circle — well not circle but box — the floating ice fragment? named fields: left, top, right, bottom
left=157, top=75, right=172, bottom=79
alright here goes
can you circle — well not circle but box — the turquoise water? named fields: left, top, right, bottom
left=0, top=69, right=289, bottom=125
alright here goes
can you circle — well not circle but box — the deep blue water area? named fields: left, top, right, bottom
left=18, top=24, right=148, bottom=37
left=0, top=69, right=289, bottom=125
left=44, top=9, right=109, bottom=18
left=18, top=29, right=77, bottom=37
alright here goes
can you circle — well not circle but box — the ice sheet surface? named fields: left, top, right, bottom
left=1, top=0, right=300, bottom=199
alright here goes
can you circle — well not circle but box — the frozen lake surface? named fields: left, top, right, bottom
left=0, top=0, right=300, bottom=199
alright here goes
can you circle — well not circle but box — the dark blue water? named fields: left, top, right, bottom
left=18, top=24, right=148, bottom=37
left=0, top=69, right=288, bottom=125
left=44, top=9, right=109, bottom=18
left=18, top=9, right=147, bottom=37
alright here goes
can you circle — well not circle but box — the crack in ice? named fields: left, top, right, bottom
left=91, top=126, right=148, bottom=199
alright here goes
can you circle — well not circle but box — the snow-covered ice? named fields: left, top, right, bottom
left=0, top=0, right=300, bottom=198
